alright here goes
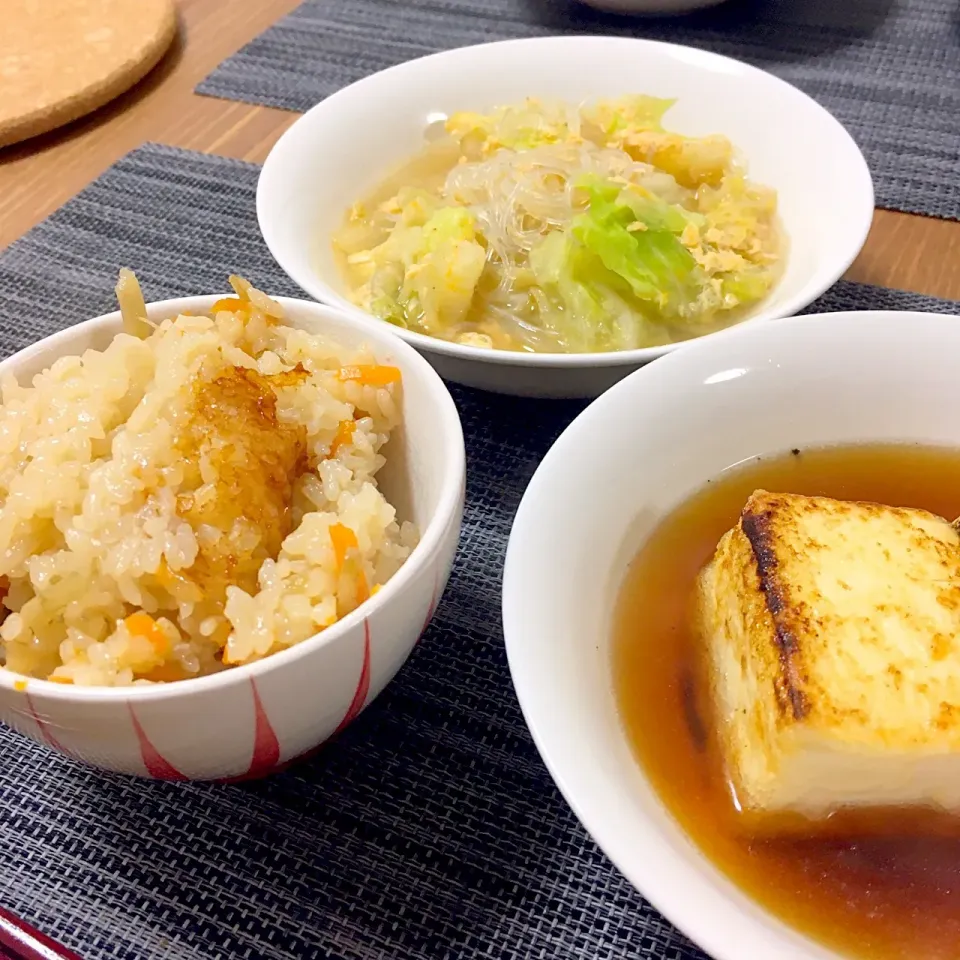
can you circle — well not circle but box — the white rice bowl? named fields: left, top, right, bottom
left=0, top=284, right=417, bottom=687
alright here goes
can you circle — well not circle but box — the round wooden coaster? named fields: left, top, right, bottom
left=0, top=0, right=178, bottom=149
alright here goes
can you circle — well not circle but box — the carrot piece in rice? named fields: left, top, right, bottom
left=337, top=364, right=402, bottom=387
left=330, top=419, right=356, bottom=455
left=329, top=523, right=359, bottom=570
left=124, top=612, right=169, bottom=656
left=141, top=663, right=190, bottom=683
left=209, top=297, right=249, bottom=316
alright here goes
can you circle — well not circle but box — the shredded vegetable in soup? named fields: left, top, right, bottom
left=333, top=96, right=785, bottom=354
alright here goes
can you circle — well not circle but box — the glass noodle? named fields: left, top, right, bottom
left=332, top=97, right=785, bottom=354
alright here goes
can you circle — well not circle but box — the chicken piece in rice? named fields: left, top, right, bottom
left=0, top=276, right=417, bottom=686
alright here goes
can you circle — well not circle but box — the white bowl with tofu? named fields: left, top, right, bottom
left=503, top=307, right=960, bottom=960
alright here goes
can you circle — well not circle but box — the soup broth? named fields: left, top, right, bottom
left=613, top=444, right=960, bottom=960
left=332, top=97, right=785, bottom=354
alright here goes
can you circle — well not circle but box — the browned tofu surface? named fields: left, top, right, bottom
left=698, top=490, right=960, bottom=815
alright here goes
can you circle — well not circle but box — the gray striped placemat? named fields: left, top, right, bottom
left=196, top=0, right=960, bottom=222
left=0, top=143, right=957, bottom=960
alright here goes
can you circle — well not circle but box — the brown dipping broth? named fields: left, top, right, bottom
left=613, top=444, right=960, bottom=960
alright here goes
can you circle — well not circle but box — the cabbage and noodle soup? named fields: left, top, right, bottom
left=334, top=97, right=784, bottom=354
left=0, top=273, right=416, bottom=687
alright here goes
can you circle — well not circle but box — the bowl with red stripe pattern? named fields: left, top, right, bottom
left=0, top=294, right=465, bottom=780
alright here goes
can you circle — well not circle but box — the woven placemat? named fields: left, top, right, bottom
left=0, top=143, right=957, bottom=960
left=195, top=0, right=960, bottom=222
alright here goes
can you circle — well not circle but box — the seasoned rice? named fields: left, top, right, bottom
left=0, top=277, right=417, bottom=686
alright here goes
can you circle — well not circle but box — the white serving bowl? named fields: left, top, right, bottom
left=257, top=35, right=874, bottom=399
left=0, top=296, right=465, bottom=780
left=502, top=309, right=960, bottom=959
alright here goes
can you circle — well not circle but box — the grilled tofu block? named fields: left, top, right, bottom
left=697, top=489, right=960, bottom=817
